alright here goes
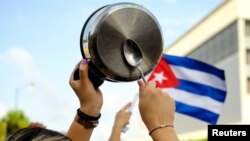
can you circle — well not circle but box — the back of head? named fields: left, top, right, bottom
left=7, top=127, right=71, bottom=141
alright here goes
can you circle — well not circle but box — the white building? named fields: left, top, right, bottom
left=165, top=0, right=250, bottom=139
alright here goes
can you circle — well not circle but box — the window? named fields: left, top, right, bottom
left=187, top=22, right=238, bottom=64
left=247, top=49, right=250, bottom=65
left=248, top=77, right=250, bottom=94
left=245, top=21, right=250, bottom=37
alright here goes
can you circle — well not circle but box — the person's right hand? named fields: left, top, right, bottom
left=69, top=59, right=103, bottom=117
left=108, top=102, right=132, bottom=141
left=113, top=102, right=132, bottom=131
left=138, top=80, right=176, bottom=132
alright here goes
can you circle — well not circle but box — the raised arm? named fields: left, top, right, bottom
left=109, top=102, right=132, bottom=141
left=66, top=59, right=103, bottom=141
left=138, top=80, right=179, bottom=141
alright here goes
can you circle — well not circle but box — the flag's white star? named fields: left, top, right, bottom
left=153, top=72, right=168, bottom=84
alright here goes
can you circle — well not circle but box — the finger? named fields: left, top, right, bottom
left=137, top=80, right=146, bottom=88
left=69, top=60, right=82, bottom=86
left=156, top=87, right=163, bottom=94
left=128, top=112, right=132, bottom=117
left=79, top=59, right=90, bottom=85
left=121, top=102, right=132, bottom=111
left=137, top=80, right=146, bottom=95
left=147, top=80, right=156, bottom=88
left=96, top=89, right=103, bottom=96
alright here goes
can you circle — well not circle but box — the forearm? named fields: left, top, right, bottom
left=108, top=124, right=123, bottom=141
left=66, top=119, right=93, bottom=141
left=68, top=60, right=103, bottom=141
left=66, top=107, right=100, bottom=141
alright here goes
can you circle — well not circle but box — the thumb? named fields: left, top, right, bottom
left=137, top=80, right=145, bottom=94
left=79, top=59, right=90, bottom=85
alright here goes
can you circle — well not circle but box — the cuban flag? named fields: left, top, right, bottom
left=148, top=54, right=227, bottom=125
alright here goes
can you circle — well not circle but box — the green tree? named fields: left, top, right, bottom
left=0, top=121, right=7, bottom=141
left=2, top=110, right=30, bottom=136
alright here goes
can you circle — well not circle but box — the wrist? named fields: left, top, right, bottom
left=80, top=106, right=101, bottom=117
left=150, top=125, right=177, bottom=141
left=113, top=123, right=124, bottom=132
left=145, top=120, right=173, bottom=131
left=112, top=125, right=123, bottom=133
left=75, top=108, right=101, bottom=129
left=149, top=124, right=174, bottom=135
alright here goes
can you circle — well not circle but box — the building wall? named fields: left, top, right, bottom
left=165, top=0, right=250, bottom=139
left=237, top=0, right=250, bottom=19
left=165, top=0, right=237, bottom=56
left=187, top=22, right=238, bottom=64
left=174, top=23, right=242, bottom=134
left=185, top=21, right=242, bottom=124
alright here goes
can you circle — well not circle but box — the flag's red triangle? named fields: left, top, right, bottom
left=148, top=57, right=179, bottom=88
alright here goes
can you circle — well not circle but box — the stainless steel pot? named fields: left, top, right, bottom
left=76, top=2, right=163, bottom=88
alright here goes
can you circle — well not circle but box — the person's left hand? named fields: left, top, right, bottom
left=69, top=59, right=103, bottom=117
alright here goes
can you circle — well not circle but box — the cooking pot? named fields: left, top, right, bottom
left=74, top=2, right=163, bottom=88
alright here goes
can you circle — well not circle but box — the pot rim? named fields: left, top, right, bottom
left=80, top=2, right=163, bottom=82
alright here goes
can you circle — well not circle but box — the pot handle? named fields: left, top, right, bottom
left=73, top=61, right=105, bottom=89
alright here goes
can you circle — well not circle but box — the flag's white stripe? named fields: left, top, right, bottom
left=162, top=88, right=223, bottom=114
left=169, top=65, right=226, bottom=91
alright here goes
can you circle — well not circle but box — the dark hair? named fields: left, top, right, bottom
left=7, top=127, right=72, bottom=141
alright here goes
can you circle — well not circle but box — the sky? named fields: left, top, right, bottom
left=0, top=0, right=223, bottom=140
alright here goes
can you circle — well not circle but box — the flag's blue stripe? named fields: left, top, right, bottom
left=163, top=54, right=225, bottom=80
left=176, top=79, right=227, bottom=102
left=175, top=101, right=219, bottom=124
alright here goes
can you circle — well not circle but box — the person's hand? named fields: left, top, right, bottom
left=69, top=59, right=103, bottom=117
left=113, top=102, right=132, bottom=131
left=29, top=122, right=46, bottom=128
left=109, top=102, right=132, bottom=141
left=138, top=80, right=175, bottom=131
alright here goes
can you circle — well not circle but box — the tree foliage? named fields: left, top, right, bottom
left=1, top=110, right=30, bottom=136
